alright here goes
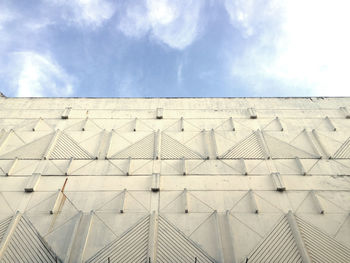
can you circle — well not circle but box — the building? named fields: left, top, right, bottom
left=0, top=97, right=349, bottom=262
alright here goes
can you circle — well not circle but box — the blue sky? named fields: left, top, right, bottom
left=0, top=0, right=349, bottom=97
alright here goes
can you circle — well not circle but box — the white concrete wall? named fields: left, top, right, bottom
left=0, top=97, right=349, bottom=263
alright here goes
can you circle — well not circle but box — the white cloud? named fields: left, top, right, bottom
left=118, top=0, right=204, bottom=49
left=52, top=0, right=116, bottom=28
left=0, top=8, right=14, bottom=31
left=118, top=3, right=151, bottom=37
left=225, top=0, right=350, bottom=95
left=6, top=52, right=75, bottom=97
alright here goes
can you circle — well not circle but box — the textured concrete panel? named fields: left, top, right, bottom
left=0, top=97, right=350, bottom=262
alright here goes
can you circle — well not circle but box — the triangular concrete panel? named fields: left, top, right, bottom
left=104, top=159, right=130, bottom=175
left=215, top=131, right=249, bottom=157
left=115, top=119, right=153, bottom=132
left=233, top=213, right=283, bottom=237
left=218, top=160, right=249, bottom=175
left=129, top=159, right=154, bottom=175
left=315, top=190, right=350, bottom=211
left=0, top=133, right=53, bottom=159
left=289, top=130, right=321, bottom=158
left=214, top=118, right=237, bottom=131
left=253, top=191, right=289, bottom=213
left=86, top=215, right=149, bottom=263
left=313, top=130, right=344, bottom=157
left=189, top=212, right=222, bottom=261
left=192, top=191, right=246, bottom=212
left=2, top=215, right=62, bottom=262
left=45, top=213, right=81, bottom=261
left=110, top=133, right=155, bottom=159
left=82, top=213, right=117, bottom=261
left=96, top=190, right=149, bottom=213
left=189, top=160, right=242, bottom=175
left=26, top=193, right=80, bottom=236
left=231, top=191, right=282, bottom=214
left=49, top=132, right=93, bottom=159
left=94, top=211, right=149, bottom=238
left=187, top=119, right=226, bottom=131
left=65, top=191, right=124, bottom=213
left=1, top=192, right=26, bottom=212
left=228, top=213, right=265, bottom=262
left=220, top=132, right=266, bottom=159
left=297, top=213, right=349, bottom=237
left=4, top=159, right=37, bottom=176
left=162, top=213, right=214, bottom=238
left=163, top=118, right=184, bottom=132
left=64, top=118, right=102, bottom=131
left=16, top=118, right=54, bottom=132
left=70, top=131, right=104, bottom=157
left=262, top=118, right=284, bottom=131
left=25, top=191, right=59, bottom=213
left=161, top=191, right=214, bottom=213
left=246, top=160, right=270, bottom=174
left=246, top=215, right=302, bottom=263
left=157, top=215, right=215, bottom=262
left=274, top=159, right=301, bottom=174
left=264, top=133, right=318, bottom=158
left=296, top=216, right=350, bottom=262
left=0, top=130, right=26, bottom=156
left=45, top=160, right=68, bottom=175
left=286, top=191, right=310, bottom=212
left=69, top=160, right=113, bottom=176
left=161, top=132, right=203, bottom=159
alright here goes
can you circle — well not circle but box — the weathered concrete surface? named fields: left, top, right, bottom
left=0, top=97, right=350, bottom=262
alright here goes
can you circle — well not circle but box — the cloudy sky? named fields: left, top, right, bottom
left=0, top=0, right=349, bottom=97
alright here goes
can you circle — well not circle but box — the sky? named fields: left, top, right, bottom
left=0, top=0, right=350, bottom=97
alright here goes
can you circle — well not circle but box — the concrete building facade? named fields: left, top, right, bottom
left=0, top=97, right=349, bottom=262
